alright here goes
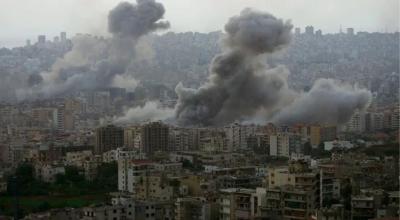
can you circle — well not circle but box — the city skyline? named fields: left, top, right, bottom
left=0, top=0, right=399, bottom=47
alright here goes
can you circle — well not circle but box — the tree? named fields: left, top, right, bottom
left=64, top=166, right=84, bottom=183
left=92, top=162, right=118, bottom=191
left=35, top=201, right=51, bottom=213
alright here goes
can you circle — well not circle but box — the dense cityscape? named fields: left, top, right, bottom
left=0, top=0, right=399, bottom=220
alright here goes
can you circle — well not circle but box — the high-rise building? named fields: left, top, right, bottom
left=37, top=35, right=46, bottom=44
left=305, top=26, right=314, bottom=35
left=344, top=110, right=366, bottom=133
left=124, top=126, right=142, bottom=149
left=269, top=133, right=300, bottom=157
left=347, top=28, right=354, bottom=36
left=391, top=108, right=399, bottom=130
left=108, top=87, right=127, bottom=101
left=95, top=125, right=124, bottom=154
left=365, top=112, right=385, bottom=131
left=316, top=29, right=322, bottom=37
left=141, top=121, right=169, bottom=156
left=60, top=32, right=67, bottom=42
left=225, top=123, right=256, bottom=151
left=269, top=133, right=290, bottom=157
left=169, top=127, right=199, bottom=151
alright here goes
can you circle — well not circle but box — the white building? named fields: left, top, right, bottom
left=35, top=163, right=65, bottom=183
left=118, top=159, right=155, bottom=193
left=103, top=147, right=145, bottom=163
left=269, top=134, right=289, bottom=157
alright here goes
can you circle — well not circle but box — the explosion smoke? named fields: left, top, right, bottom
left=114, top=101, right=174, bottom=123
left=18, top=0, right=169, bottom=100
left=175, top=8, right=371, bottom=126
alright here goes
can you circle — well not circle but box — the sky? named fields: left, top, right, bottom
left=0, top=0, right=398, bottom=48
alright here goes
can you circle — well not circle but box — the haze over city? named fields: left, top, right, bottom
left=0, top=0, right=399, bottom=47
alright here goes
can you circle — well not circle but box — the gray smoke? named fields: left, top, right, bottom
left=114, top=101, right=174, bottom=123
left=271, top=79, right=371, bottom=125
left=109, top=0, right=169, bottom=38
left=175, top=9, right=294, bottom=126
left=18, top=0, right=168, bottom=100
left=175, top=8, right=371, bottom=126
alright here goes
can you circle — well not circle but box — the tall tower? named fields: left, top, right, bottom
left=141, top=121, right=169, bottom=156
left=95, top=125, right=124, bottom=154
left=60, top=32, right=67, bottom=42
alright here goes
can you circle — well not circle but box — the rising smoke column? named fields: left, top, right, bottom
left=19, top=0, right=169, bottom=100
left=175, top=9, right=294, bottom=126
left=175, top=8, right=371, bottom=126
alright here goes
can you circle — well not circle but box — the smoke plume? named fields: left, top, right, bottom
left=271, top=79, right=371, bottom=125
left=114, top=101, right=174, bottom=123
left=18, top=0, right=168, bottom=100
left=175, top=8, right=371, bottom=126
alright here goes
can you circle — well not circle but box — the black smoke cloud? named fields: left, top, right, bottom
left=18, top=0, right=168, bottom=100
left=174, top=8, right=371, bottom=126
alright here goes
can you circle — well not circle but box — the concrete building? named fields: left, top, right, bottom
left=175, top=197, right=213, bottom=220
left=60, top=32, right=67, bottom=42
left=124, top=126, right=142, bottom=149
left=264, top=185, right=316, bottom=220
left=344, top=110, right=366, bottom=133
left=141, top=122, right=169, bottom=156
left=305, top=26, right=314, bottom=35
left=64, top=150, right=92, bottom=167
left=37, top=35, right=46, bottom=44
left=247, top=133, right=269, bottom=154
left=102, top=147, right=145, bottom=163
left=82, top=197, right=136, bottom=220
left=347, top=28, right=354, bottom=36
left=35, top=163, right=65, bottom=183
left=169, top=127, right=199, bottom=151
left=317, top=204, right=344, bottom=220
left=95, top=125, right=124, bottom=154
left=219, top=188, right=257, bottom=220
left=83, top=155, right=102, bottom=181
left=225, top=123, right=256, bottom=151
left=351, top=195, right=375, bottom=220
left=269, top=133, right=300, bottom=157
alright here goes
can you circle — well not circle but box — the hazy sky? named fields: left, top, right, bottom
left=0, top=0, right=398, bottom=47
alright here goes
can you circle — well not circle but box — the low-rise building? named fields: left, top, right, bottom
left=351, top=195, right=375, bottom=220
left=35, top=163, right=65, bottom=183
left=218, top=188, right=257, bottom=220
left=175, top=197, right=213, bottom=220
